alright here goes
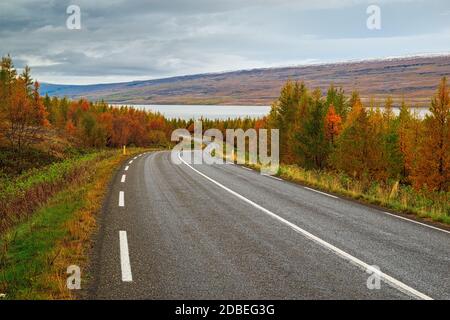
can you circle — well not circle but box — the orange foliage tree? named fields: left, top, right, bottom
left=412, top=77, right=450, bottom=191
left=0, top=56, right=49, bottom=152
left=324, top=104, right=342, bottom=145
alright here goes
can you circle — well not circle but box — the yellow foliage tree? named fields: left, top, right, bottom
left=412, top=77, right=450, bottom=191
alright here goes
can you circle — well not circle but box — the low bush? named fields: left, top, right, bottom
left=0, top=151, right=114, bottom=232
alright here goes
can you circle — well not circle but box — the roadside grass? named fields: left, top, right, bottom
left=215, top=145, right=450, bottom=226
left=0, top=189, right=84, bottom=299
left=278, top=165, right=450, bottom=225
left=0, top=148, right=150, bottom=299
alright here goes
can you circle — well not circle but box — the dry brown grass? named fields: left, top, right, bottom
left=278, top=165, right=450, bottom=225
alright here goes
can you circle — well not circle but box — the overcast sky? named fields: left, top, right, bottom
left=1, top=0, right=450, bottom=84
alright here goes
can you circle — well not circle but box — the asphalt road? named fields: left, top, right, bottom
left=88, top=151, right=450, bottom=299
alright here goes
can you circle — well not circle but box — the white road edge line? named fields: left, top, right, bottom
left=304, top=186, right=338, bottom=199
left=243, top=167, right=253, bottom=171
left=262, top=172, right=447, bottom=234
left=178, top=152, right=432, bottom=300
left=262, top=174, right=283, bottom=181
left=124, top=166, right=129, bottom=171
left=119, top=191, right=125, bottom=207
left=383, top=211, right=450, bottom=235
left=121, top=175, right=126, bottom=183
left=119, top=231, right=133, bottom=282
left=265, top=172, right=448, bottom=235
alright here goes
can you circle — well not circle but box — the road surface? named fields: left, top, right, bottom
left=88, top=151, right=450, bottom=299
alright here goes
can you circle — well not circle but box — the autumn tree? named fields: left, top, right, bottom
left=366, top=107, right=391, bottom=181
left=2, top=68, right=48, bottom=154
left=333, top=99, right=378, bottom=179
left=0, top=56, right=17, bottom=142
left=268, top=80, right=304, bottom=164
left=324, top=104, right=342, bottom=146
left=412, top=77, right=450, bottom=191
left=383, top=96, right=394, bottom=122
left=380, top=96, right=402, bottom=180
left=398, top=100, right=412, bottom=179
left=326, top=84, right=348, bottom=118
left=79, top=112, right=107, bottom=147
left=295, top=88, right=328, bottom=169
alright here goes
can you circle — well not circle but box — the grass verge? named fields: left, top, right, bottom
left=0, top=152, right=100, bottom=232
left=216, top=146, right=449, bottom=226
left=277, top=165, right=450, bottom=225
left=0, top=148, right=149, bottom=299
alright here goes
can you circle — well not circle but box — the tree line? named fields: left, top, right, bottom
left=265, top=79, right=450, bottom=192
left=0, top=56, right=258, bottom=152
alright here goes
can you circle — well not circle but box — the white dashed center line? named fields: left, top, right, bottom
left=119, top=231, right=133, bottom=282
left=119, top=191, right=125, bottom=207
left=121, top=175, right=126, bottom=183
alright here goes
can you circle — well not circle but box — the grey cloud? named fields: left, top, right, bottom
left=1, top=0, right=449, bottom=84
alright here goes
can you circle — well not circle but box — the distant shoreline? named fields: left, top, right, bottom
left=108, top=103, right=430, bottom=120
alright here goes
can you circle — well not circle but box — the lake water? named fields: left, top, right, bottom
left=367, top=107, right=430, bottom=119
left=120, top=104, right=271, bottom=120
left=114, top=104, right=430, bottom=120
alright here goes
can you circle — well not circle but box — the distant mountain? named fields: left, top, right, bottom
left=40, top=55, right=450, bottom=107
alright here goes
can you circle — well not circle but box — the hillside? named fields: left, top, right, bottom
left=41, top=55, right=450, bottom=106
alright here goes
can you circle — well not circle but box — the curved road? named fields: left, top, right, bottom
left=88, top=151, right=450, bottom=299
